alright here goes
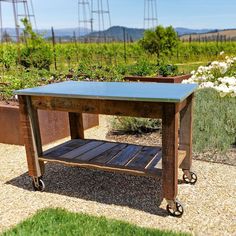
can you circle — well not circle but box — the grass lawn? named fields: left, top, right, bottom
left=1, top=208, right=190, bottom=236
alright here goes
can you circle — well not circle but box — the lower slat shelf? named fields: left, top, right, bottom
left=40, top=139, right=186, bottom=177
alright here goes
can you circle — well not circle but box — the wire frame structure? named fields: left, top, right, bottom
left=0, top=0, right=37, bottom=42
left=144, top=0, right=158, bottom=29
left=78, top=0, right=92, bottom=38
left=91, top=0, right=111, bottom=42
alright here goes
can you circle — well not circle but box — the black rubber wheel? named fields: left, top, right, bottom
left=166, top=200, right=184, bottom=217
left=183, top=171, right=197, bottom=185
left=32, top=178, right=45, bottom=192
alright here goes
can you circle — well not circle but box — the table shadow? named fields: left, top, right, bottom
left=6, top=162, right=168, bottom=217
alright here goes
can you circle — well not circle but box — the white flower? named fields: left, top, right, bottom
left=182, top=56, right=236, bottom=97
left=199, top=82, right=215, bottom=88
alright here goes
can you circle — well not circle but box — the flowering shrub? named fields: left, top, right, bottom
left=182, top=54, right=236, bottom=97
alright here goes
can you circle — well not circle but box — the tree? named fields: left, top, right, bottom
left=139, top=25, right=179, bottom=64
left=19, top=18, right=52, bottom=70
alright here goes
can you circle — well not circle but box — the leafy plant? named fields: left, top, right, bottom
left=19, top=18, right=52, bottom=70
left=158, top=64, right=178, bottom=77
left=111, top=117, right=161, bottom=134
left=139, top=25, right=179, bottom=64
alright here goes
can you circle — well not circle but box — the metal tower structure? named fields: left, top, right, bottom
left=78, top=0, right=92, bottom=38
left=0, top=0, right=37, bottom=42
left=91, top=0, right=111, bottom=42
left=144, top=0, right=158, bottom=29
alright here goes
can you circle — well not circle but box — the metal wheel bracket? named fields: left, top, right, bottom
left=183, top=169, right=192, bottom=180
left=32, top=177, right=45, bottom=192
left=182, top=169, right=198, bottom=185
left=166, top=199, right=184, bottom=217
left=32, top=177, right=40, bottom=188
left=166, top=199, right=177, bottom=211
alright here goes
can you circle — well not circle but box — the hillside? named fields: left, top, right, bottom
left=81, top=26, right=144, bottom=42
left=180, top=29, right=236, bottom=41
left=1, top=26, right=226, bottom=42
left=81, top=26, right=215, bottom=42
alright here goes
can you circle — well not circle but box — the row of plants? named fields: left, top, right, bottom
left=1, top=26, right=236, bottom=71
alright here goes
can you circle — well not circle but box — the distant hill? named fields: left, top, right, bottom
left=1, top=27, right=90, bottom=41
left=180, top=29, right=236, bottom=41
left=82, top=26, right=216, bottom=42
left=2, top=26, right=232, bottom=42
left=82, top=26, right=145, bottom=42
left=175, top=27, right=216, bottom=36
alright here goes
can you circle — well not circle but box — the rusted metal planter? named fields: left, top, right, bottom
left=124, top=74, right=191, bottom=83
left=0, top=103, right=99, bottom=146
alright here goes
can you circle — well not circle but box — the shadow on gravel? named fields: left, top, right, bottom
left=6, top=162, right=168, bottom=217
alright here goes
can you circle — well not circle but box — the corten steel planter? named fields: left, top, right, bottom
left=0, top=103, right=99, bottom=146
left=124, top=74, right=191, bottom=83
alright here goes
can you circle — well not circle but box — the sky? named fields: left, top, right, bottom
left=1, top=0, right=236, bottom=30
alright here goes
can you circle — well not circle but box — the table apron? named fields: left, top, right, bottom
left=31, top=96, right=187, bottom=119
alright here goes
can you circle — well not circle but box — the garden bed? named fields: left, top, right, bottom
left=0, top=101, right=99, bottom=146
left=124, top=74, right=191, bottom=83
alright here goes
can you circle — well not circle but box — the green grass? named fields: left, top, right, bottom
left=1, top=208, right=190, bottom=236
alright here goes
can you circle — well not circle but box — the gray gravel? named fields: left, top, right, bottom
left=0, top=115, right=236, bottom=236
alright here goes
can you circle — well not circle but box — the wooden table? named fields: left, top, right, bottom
left=16, top=81, right=198, bottom=217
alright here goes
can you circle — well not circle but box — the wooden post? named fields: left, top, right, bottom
left=179, top=95, right=193, bottom=170
left=51, top=27, right=57, bottom=70
left=123, top=27, right=127, bottom=63
left=18, top=96, right=43, bottom=177
left=69, top=113, right=84, bottom=139
left=162, top=103, right=179, bottom=200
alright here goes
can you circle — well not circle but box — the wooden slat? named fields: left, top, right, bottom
left=37, top=156, right=161, bottom=177
left=91, top=143, right=127, bottom=164
left=146, top=151, right=162, bottom=170
left=75, top=142, right=118, bottom=162
left=126, top=146, right=161, bottom=170
left=31, top=96, right=163, bottom=119
left=108, top=145, right=143, bottom=166
left=61, top=141, right=104, bottom=159
left=40, top=139, right=164, bottom=177
left=43, top=139, right=78, bottom=155
left=44, top=139, right=88, bottom=158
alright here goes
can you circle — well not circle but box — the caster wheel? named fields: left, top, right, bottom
left=183, top=171, right=197, bottom=185
left=32, top=177, right=45, bottom=192
left=166, top=200, right=184, bottom=217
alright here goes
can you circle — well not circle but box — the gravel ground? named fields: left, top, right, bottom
left=0, top=115, right=236, bottom=236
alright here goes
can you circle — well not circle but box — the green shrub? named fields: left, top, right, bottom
left=19, top=18, right=52, bottom=70
left=193, top=88, right=236, bottom=152
left=111, top=117, right=161, bottom=134
left=158, top=64, right=178, bottom=77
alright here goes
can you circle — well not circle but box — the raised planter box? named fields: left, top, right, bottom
left=124, top=74, right=191, bottom=83
left=0, top=103, right=99, bottom=146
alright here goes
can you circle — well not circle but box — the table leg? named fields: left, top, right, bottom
left=162, top=103, right=185, bottom=216
left=68, top=113, right=84, bottom=139
left=180, top=95, right=193, bottom=169
left=19, top=96, right=43, bottom=177
left=179, top=95, right=197, bottom=185
left=162, top=103, right=179, bottom=201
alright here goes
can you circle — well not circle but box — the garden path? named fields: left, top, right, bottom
left=0, top=115, right=235, bottom=236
